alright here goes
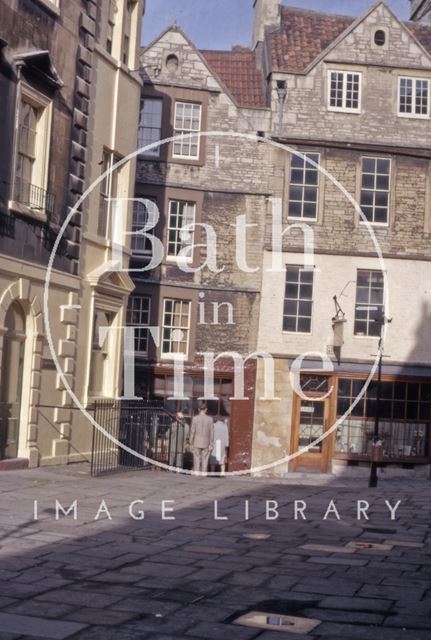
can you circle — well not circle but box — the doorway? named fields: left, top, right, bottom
left=290, top=395, right=332, bottom=472
left=0, top=303, right=26, bottom=460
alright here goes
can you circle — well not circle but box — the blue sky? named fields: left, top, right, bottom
left=142, top=1, right=410, bottom=50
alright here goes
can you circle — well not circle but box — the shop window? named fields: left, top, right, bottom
left=153, top=375, right=233, bottom=419
left=335, top=378, right=430, bottom=459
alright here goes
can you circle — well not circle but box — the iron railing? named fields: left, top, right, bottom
left=90, top=399, right=189, bottom=477
left=14, top=178, right=55, bottom=216
left=0, top=211, right=15, bottom=238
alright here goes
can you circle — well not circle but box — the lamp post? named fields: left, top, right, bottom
left=368, top=311, right=391, bottom=488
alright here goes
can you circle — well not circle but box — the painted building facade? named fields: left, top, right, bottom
left=0, top=0, right=144, bottom=468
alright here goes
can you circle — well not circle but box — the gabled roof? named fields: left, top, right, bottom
left=200, top=47, right=266, bottom=108
left=268, top=6, right=355, bottom=72
left=142, top=26, right=266, bottom=109
left=267, top=4, right=431, bottom=73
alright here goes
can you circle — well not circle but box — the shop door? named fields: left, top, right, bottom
left=291, top=397, right=331, bottom=472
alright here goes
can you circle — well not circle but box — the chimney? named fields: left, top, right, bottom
left=252, top=0, right=281, bottom=50
left=410, top=0, right=431, bottom=22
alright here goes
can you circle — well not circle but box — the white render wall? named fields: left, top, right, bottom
left=257, top=250, right=431, bottom=366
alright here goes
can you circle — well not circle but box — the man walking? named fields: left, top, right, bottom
left=190, top=403, right=214, bottom=475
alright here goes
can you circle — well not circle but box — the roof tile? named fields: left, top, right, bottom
left=200, top=48, right=267, bottom=108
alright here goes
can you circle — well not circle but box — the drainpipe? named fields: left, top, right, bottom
left=276, top=80, right=287, bottom=137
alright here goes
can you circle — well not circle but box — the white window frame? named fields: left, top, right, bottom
left=89, top=309, right=116, bottom=398
left=127, top=296, right=151, bottom=356
left=282, top=265, right=314, bottom=335
left=354, top=270, right=385, bottom=337
left=166, top=200, right=196, bottom=262
left=287, top=152, right=320, bottom=221
left=359, top=156, right=391, bottom=227
left=98, top=149, right=122, bottom=238
left=398, top=76, right=430, bottom=119
left=172, top=101, right=202, bottom=160
left=161, top=298, right=191, bottom=360
left=138, top=98, right=163, bottom=157
left=328, top=70, right=362, bottom=113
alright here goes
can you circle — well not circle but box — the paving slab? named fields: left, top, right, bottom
left=0, top=464, right=430, bottom=639
left=0, top=612, right=87, bottom=639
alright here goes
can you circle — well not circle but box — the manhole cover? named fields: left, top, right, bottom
left=233, top=611, right=321, bottom=634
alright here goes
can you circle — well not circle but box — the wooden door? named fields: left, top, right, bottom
left=291, top=395, right=332, bottom=472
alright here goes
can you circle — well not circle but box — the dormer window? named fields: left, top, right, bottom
left=328, top=70, right=361, bottom=113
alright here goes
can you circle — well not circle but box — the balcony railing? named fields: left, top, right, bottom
left=14, top=178, right=55, bottom=216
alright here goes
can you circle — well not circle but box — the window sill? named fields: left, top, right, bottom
left=287, top=216, right=318, bottom=223
left=358, top=221, right=389, bottom=228
left=166, top=256, right=193, bottom=265
left=170, top=155, right=205, bottom=167
left=397, top=112, right=430, bottom=120
left=160, top=353, right=188, bottom=361
left=281, top=330, right=312, bottom=336
left=33, top=0, right=60, bottom=17
left=9, top=201, right=47, bottom=224
left=328, top=107, right=361, bottom=114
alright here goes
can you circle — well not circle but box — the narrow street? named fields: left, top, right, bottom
left=0, top=465, right=429, bottom=639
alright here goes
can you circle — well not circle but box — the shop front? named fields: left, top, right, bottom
left=290, top=373, right=431, bottom=473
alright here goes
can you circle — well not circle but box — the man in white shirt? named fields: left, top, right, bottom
left=209, top=416, right=229, bottom=475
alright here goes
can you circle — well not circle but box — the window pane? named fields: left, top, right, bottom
left=288, top=152, right=320, bottom=220
left=283, top=266, right=313, bottom=333
left=360, top=157, right=390, bottom=224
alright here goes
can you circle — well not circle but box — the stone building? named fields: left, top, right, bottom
left=133, top=24, right=277, bottom=471
left=137, top=0, right=431, bottom=476
left=0, top=0, right=144, bottom=469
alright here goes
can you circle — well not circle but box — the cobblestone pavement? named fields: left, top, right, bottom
left=0, top=464, right=430, bottom=639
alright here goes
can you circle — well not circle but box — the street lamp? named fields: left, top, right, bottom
left=368, top=310, right=392, bottom=488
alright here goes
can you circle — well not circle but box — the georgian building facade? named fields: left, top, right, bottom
left=137, top=0, right=431, bottom=476
left=0, top=0, right=144, bottom=469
